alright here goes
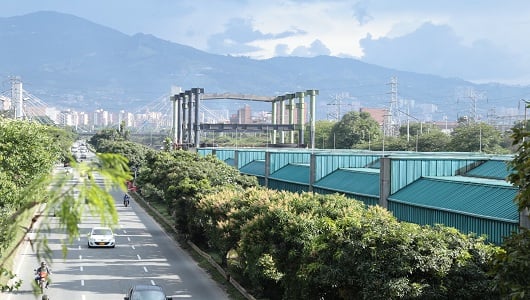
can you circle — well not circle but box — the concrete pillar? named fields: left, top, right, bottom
left=521, top=208, right=530, bottom=229
left=379, top=156, right=391, bottom=209
left=12, top=79, right=23, bottom=119
left=287, top=93, right=295, bottom=143
left=181, top=92, right=188, bottom=144
left=309, top=153, right=315, bottom=192
left=271, top=99, right=277, bottom=145
left=186, top=90, right=193, bottom=146
left=170, top=95, right=177, bottom=146
left=307, top=90, right=319, bottom=150
left=296, top=91, right=306, bottom=145
left=177, top=93, right=183, bottom=145
left=279, top=96, right=286, bottom=143
left=234, top=149, right=239, bottom=169
left=192, top=88, right=204, bottom=148
left=265, top=151, right=270, bottom=188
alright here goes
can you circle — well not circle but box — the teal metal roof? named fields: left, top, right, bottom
left=224, top=158, right=235, bottom=167
left=313, top=168, right=380, bottom=197
left=239, top=160, right=265, bottom=176
left=269, top=163, right=309, bottom=184
left=464, top=160, right=512, bottom=180
left=389, top=177, right=518, bottom=222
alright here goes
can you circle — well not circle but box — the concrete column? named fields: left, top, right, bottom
left=271, top=99, right=277, bottom=145
left=234, top=149, right=239, bottom=169
left=186, top=90, right=193, bottom=146
left=306, top=89, right=319, bottom=150
left=287, top=93, right=295, bottom=143
left=309, top=153, right=315, bottom=192
left=296, top=91, right=306, bottom=145
left=279, top=96, right=286, bottom=143
left=265, top=151, right=270, bottom=188
left=12, top=79, right=23, bottom=119
left=181, top=92, right=188, bottom=144
left=379, top=156, right=391, bottom=209
left=177, top=93, right=183, bottom=145
left=192, top=88, right=204, bottom=148
left=170, top=95, right=177, bottom=146
left=521, top=208, right=530, bottom=229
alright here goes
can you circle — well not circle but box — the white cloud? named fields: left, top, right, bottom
left=2, top=0, right=530, bottom=83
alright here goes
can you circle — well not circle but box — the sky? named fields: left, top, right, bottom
left=2, top=0, right=530, bottom=85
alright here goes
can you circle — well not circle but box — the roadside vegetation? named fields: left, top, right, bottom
left=1, top=115, right=528, bottom=299
left=0, top=117, right=130, bottom=293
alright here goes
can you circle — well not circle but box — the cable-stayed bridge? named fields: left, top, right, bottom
left=0, top=78, right=276, bottom=135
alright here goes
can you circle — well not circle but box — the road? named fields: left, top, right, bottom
left=3, top=168, right=230, bottom=300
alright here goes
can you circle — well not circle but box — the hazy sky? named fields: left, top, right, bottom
left=2, top=0, right=530, bottom=85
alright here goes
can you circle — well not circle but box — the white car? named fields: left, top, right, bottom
left=87, top=227, right=115, bottom=248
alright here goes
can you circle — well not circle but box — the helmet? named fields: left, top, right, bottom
left=42, top=295, right=49, bottom=300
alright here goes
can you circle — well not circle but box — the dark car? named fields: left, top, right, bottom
left=124, top=284, right=172, bottom=300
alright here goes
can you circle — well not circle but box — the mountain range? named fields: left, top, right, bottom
left=1, top=11, right=529, bottom=122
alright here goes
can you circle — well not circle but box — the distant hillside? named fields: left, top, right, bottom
left=1, top=11, right=529, bottom=121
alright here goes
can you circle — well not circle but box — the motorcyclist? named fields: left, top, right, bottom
left=35, top=261, right=51, bottom=288
left=123, top=194, right=130, bottom=206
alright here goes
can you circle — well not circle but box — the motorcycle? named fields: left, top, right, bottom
left=34, top=269, right=49, bottom=293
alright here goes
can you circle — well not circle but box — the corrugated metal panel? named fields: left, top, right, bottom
left=197, top=149, right=212, bottom=156
left=390, top=158, right=480, bottom=193
left=268, top=179, right=309, bottom=193
left=224, top=158, right=235, bottom=167
left=465, top=160, right=512, bottom=180
left=314, top=154, right=381, bottom=181
left=237, top=150, right=266, bottom=169
left=313, top=187, right=379, bottom=207
left=389, top=201, right=519, bottom=244
left=313, top=168, right=379, bottom=197
left=239, top=160, right=265, bottom=176
left=270, top=151, right=311, bottom=174
left=215, top=149, right=235, bottom=162
left=269, top=163, right=309, bottom=184
left=388, top=177, right=518, bottom=222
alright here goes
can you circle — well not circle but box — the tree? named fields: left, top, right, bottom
left=493, top=124, right=530, bottom=299
left=0, top=118, right=131, bottom=292
left=449, top=122, right=504, bottom=153
left=329, top=111, right=380, bottom=149
left=304, top=120, right=335, bottom=149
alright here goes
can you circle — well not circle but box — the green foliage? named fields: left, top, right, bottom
left=491, top=229, right=530, bottom=299
left=329, top=111, right=380, bottom=149
left=194, top=188, right=499, bottom=299
left=94, top=139, right=153, bottom=170
left=305, top=120, right=335, bottom=149
left=494, top=125, right=530, bottom=298
left=449, top=122, right=504, bottom=153
left=0, top=119, right=131, bottom=293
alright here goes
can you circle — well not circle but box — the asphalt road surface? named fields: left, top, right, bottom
left=3, top=169, right=230, bottom=300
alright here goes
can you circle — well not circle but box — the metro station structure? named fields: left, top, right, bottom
left=169, top=88, right=319, bottom=149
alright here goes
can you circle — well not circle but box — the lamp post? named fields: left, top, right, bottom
left=520, top=99, right=530, bottom=141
